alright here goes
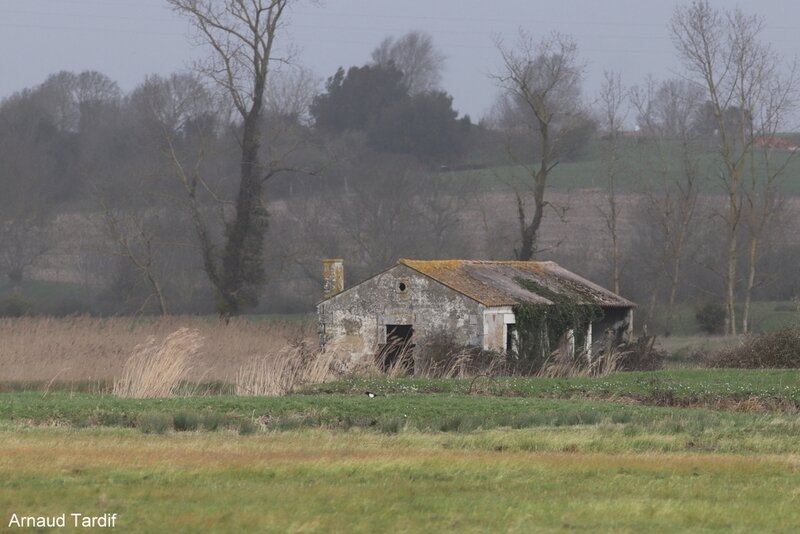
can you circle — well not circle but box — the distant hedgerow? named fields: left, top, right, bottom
left=708, top=327, right=800, bottom=368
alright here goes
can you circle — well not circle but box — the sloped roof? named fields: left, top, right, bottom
left=399, top=259, right=635, bottom=308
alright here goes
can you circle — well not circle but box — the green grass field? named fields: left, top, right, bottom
left=447, top=138, right=800, bottom=196
left=5, top=369, right=800, bottom=426
left=3, top=371, right=800, bottom=532
left=4, top=428, right=799, bottom=533
left=0, top=279, right=86, bottom=316
left=647, top=301, right=800, bottom=338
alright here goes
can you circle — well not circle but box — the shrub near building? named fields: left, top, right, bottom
left=709, top=326, right=800, bottom=368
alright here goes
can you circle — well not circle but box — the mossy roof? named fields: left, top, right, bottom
left=399, top=259, right=635, bottom=308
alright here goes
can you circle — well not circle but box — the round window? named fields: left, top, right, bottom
left=398, top=282, right=407, bottom=292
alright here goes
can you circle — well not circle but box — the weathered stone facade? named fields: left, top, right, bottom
left=318, top=264, right=491, bottom=366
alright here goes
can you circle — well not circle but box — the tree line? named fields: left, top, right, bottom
left=0, top=0, right=797, bottom=337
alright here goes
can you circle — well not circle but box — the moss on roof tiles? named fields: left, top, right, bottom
left=399, top=259, right=634, bottom=308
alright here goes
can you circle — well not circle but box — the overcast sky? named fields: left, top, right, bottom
left=2, top=0, right=799, bottom=121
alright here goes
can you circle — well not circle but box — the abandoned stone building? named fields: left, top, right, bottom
left=317, top=259, right=635, bottom=369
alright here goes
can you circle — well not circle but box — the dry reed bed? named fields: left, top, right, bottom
left=0, top=316, right=315, bottom=382
left=234, top=342, right=342, bottom=396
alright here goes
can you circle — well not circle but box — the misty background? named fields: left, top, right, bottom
left=4, top=0, right=799, bottom=121
left=1, top=0, right=799, bottom=338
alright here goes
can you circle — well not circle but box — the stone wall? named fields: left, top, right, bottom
left=317, top=264, right=484, bottom=365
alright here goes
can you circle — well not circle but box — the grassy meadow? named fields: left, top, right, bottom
left=3, top=370, right=800, bottom=531
left=649, top=301, right=800, bottom=338
left=2, top=313, right=800, bottom=532
left=3, top=427, right=800, bottom=533
left=4, top=372, right=800, bottom=434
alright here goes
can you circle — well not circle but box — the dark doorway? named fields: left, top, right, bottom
left=378, top=324, right=414, bottom=372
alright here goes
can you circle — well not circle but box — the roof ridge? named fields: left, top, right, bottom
left=400, top=258, right=557, bottom=265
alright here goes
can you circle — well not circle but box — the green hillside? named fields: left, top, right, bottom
left=445, top=138, right=800, bottom=195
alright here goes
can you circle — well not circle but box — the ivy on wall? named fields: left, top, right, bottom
left=511, top=277, right=603, bottom=372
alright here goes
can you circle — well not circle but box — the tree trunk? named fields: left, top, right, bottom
left=665, top=256, right=683, bottom=337
left=725, top=217, right=738, bottom=336
left=606, top=144, right=620, bottom=295
left=169, top=0, right=287, bottom=317
left=219, top=113, right=265, bottom=316
left=517, top=123, right=550, bottom=261
left=742, top=229, right=759, bottom=334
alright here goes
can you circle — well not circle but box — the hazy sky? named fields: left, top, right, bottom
left=2, top=0, right=799, bottom=120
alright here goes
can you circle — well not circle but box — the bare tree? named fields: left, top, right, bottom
left=631, top=77, right=703, bottom=335
left=332, top=154, right=425, bottom=276
left=415, top=175, right=474, bottom=258
left=97, top=197, right=169, bottom=315
left=491, top=31, right=585, bottom=260
left=371, top=31, right=445, bottom=95
left=74, top=71, right=122, bottom=117
left=264, top=66, right=319, bottom=125
left=0, top=219, right=50, bottom=290
left=671, top=0, right=778, bottom=334
left=35, top=70, right=122, bottom=133
left=168, top=0, right=295, bottom=316
left=131, top=73, right=214, bottom=137
left=741, top=71, right=798, bottom=332
left=671, top=1, right=795, bottom=335
left=597, top=71, right=626, bottom=294
left=37, top=72, right=81, bottom=132
left=0, top=90, right=61, bottom=289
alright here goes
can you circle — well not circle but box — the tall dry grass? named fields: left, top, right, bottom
left=234, top=340, right=344, bottom=396
left=538, top=334, right=664, bottom=378
left=0, top=315, right=315, bottom=383
left=537, top=349, right=617, bottom=378
left=388, top=334, right=507, bottom=379
left=113, top=328, right=203, bottom=398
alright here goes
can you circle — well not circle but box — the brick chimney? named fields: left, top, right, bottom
left=323, top=259, right=344, bottom=298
